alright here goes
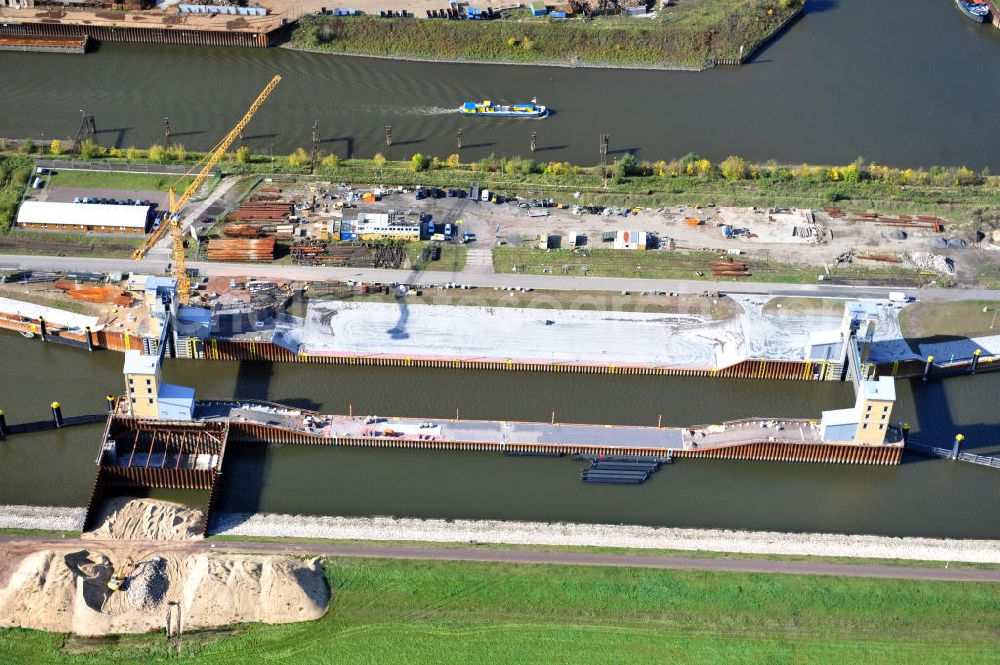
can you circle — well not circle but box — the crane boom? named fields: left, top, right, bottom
left=133, top=74, right=282, bottom=305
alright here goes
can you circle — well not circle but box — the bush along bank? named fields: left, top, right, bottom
left=3, top=143, right=999, bottom=218
left=287, top=2, right=803, bottom=70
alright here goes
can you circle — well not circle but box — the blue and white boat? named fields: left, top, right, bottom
left=459, top=98, right=547, bottom=118
left=954, top=0, right=990, bottom=22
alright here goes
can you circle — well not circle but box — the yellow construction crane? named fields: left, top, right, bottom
left=133, top=74, right=282, bottom=305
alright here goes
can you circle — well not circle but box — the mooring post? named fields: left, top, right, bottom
left=0, top=410, right=7, bottom=439
left=922, top=355, right=934, bottom=381
left=106, top=394, right=116, bottom=412
left=51, top=402, right=63, bottom=428
left=971, top=349, right=982, bottom=375
left=951, top=433, right=964, bottom=460
left=84, top=326, right=94, bottom=352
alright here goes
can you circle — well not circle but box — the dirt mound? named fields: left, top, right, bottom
left=83, top=497, right=205, bottom=541
left=0, top=548, right=328, bottom=636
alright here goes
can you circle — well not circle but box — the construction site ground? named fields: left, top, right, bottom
left=285, top=182, right=991, bottom=285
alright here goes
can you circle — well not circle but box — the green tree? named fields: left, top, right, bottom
left=612, top=153, right=639, bottom=183
left=287, top=148, right=310, bottom=167
left=125, top=146, right=143, bottom=162
left=20, top=139, right=35, bottom=155
left=236, top=146, right=252, bottom=164
left=445, top=153, right=461, bottom=168
left=373, top=153, right=387, bottom=168
left=147, top=144, right=167, bottom=162
left=168, top=143, right=187, bottom=162
left=720, top=155, right=750, bottom=181
left=49, top=139, right=65, bottom=155
left=79, top=139, right=101, bottom=160
left=321, top=153, right=340, bottom=168
left=410, top=152, right=430, bottom=172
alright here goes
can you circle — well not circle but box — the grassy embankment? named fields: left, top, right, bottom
left=2, top=558, right=998, bottom=664
left=291, top=0, right=802, bottom=69
left=493, top=246, right=936, bottom=285
left=899, top=300, right=1000, bottom=340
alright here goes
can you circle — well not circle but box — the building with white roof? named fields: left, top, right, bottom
left=17, top=201, right=151, bottom=234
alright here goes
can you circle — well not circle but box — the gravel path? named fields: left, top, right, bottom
left=212, top=512, right=1000, bottom=564
left=0, top=505, right=85, bottom=532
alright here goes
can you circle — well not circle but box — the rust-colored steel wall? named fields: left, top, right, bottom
left=0, top=21, right=278, bottom=47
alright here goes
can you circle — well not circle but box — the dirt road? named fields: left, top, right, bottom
left=2, top=536, right=997, bottom=583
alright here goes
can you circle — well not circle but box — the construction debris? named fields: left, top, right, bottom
left=909, top=252, right=956, bottom=275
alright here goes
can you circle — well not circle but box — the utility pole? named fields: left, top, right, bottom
left=384, top=125, right=392, bottom=148
left=163, top=117, right=172, bottom=147
left=599, top=133, right=609, bottom=186
left=311, top=119, right=320, bottom=173
left=456, top=127, right=462, bottom=150
left=530, top=131, right=537, bottom=153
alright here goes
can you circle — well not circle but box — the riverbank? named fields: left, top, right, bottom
left=5, top=151, right=999, bottom=220
left=289, top=1, right=803, bottom=70
left=213, top=513, right=1000, bottom=563
left=5, top=505, right=999, bottom=563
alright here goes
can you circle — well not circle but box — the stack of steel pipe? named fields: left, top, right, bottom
left=580, top=459, right=664, bottom=485
left=206, top=237, right=275, bottom=262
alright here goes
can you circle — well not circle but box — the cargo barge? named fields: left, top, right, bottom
left=459, top=99, right=548, bottom=118
left=954, top=0, right=991, bottom=22
left=0, top=33, right=88, bottom=54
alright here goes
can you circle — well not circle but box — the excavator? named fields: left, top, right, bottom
left=107, top=555, right=135, bottom=592
left=132, top=74, right=282, bottom=306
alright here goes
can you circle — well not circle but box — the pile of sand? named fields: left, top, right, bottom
left=83, top=497, right=205, bottom=541
left=0, top=548, right=328, bottom=636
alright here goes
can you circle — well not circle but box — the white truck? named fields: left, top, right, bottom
left=888, top=291, right=910, bottom=303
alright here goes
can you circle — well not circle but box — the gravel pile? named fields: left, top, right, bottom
left=126, top=556, right=168, bottom=611
left=0, top=505, right=85, bottom=531
left=213, top=512, right=1000, bottom=564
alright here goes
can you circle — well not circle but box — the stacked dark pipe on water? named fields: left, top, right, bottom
left=579, top=456, right=670, bottom=485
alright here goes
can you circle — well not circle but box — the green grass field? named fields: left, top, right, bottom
left=2, top=558, right=998, bottom=664
left=47, top=170, right=194, bottom=193
left=406, top=241, right=468, bottom=271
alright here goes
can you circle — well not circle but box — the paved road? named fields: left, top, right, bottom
left=3, top=253, right=999, bottom=302
left=2, top=536, right=997, bottom=583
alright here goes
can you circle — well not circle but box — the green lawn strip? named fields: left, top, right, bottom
left=46, top=170, right=194, bottom=194
left=761, top=296, right=850, bottom=317
left=0, top=528, right=81, bottom=538
left=979, top=265, right=1000, bottom=290
left=2, top=559, right=998, bottom=664
left=898, top=301, right=1000, bottom=340
left=406, top=241, right=467, bottom=271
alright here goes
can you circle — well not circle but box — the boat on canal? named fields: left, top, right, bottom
left=954, top=0, right=990, bottom=22
left=459, top=99, right=547, bottom=118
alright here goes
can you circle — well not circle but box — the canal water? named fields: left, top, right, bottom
left=1, top=330, right=999, bottom=539
left=1, top=0, right=999, bottom=167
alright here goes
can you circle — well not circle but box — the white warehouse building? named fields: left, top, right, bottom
left=17, top=201, right=151, bottom=234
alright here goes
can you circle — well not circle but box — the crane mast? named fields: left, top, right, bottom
left=133, top=74, right=282, bottom=305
